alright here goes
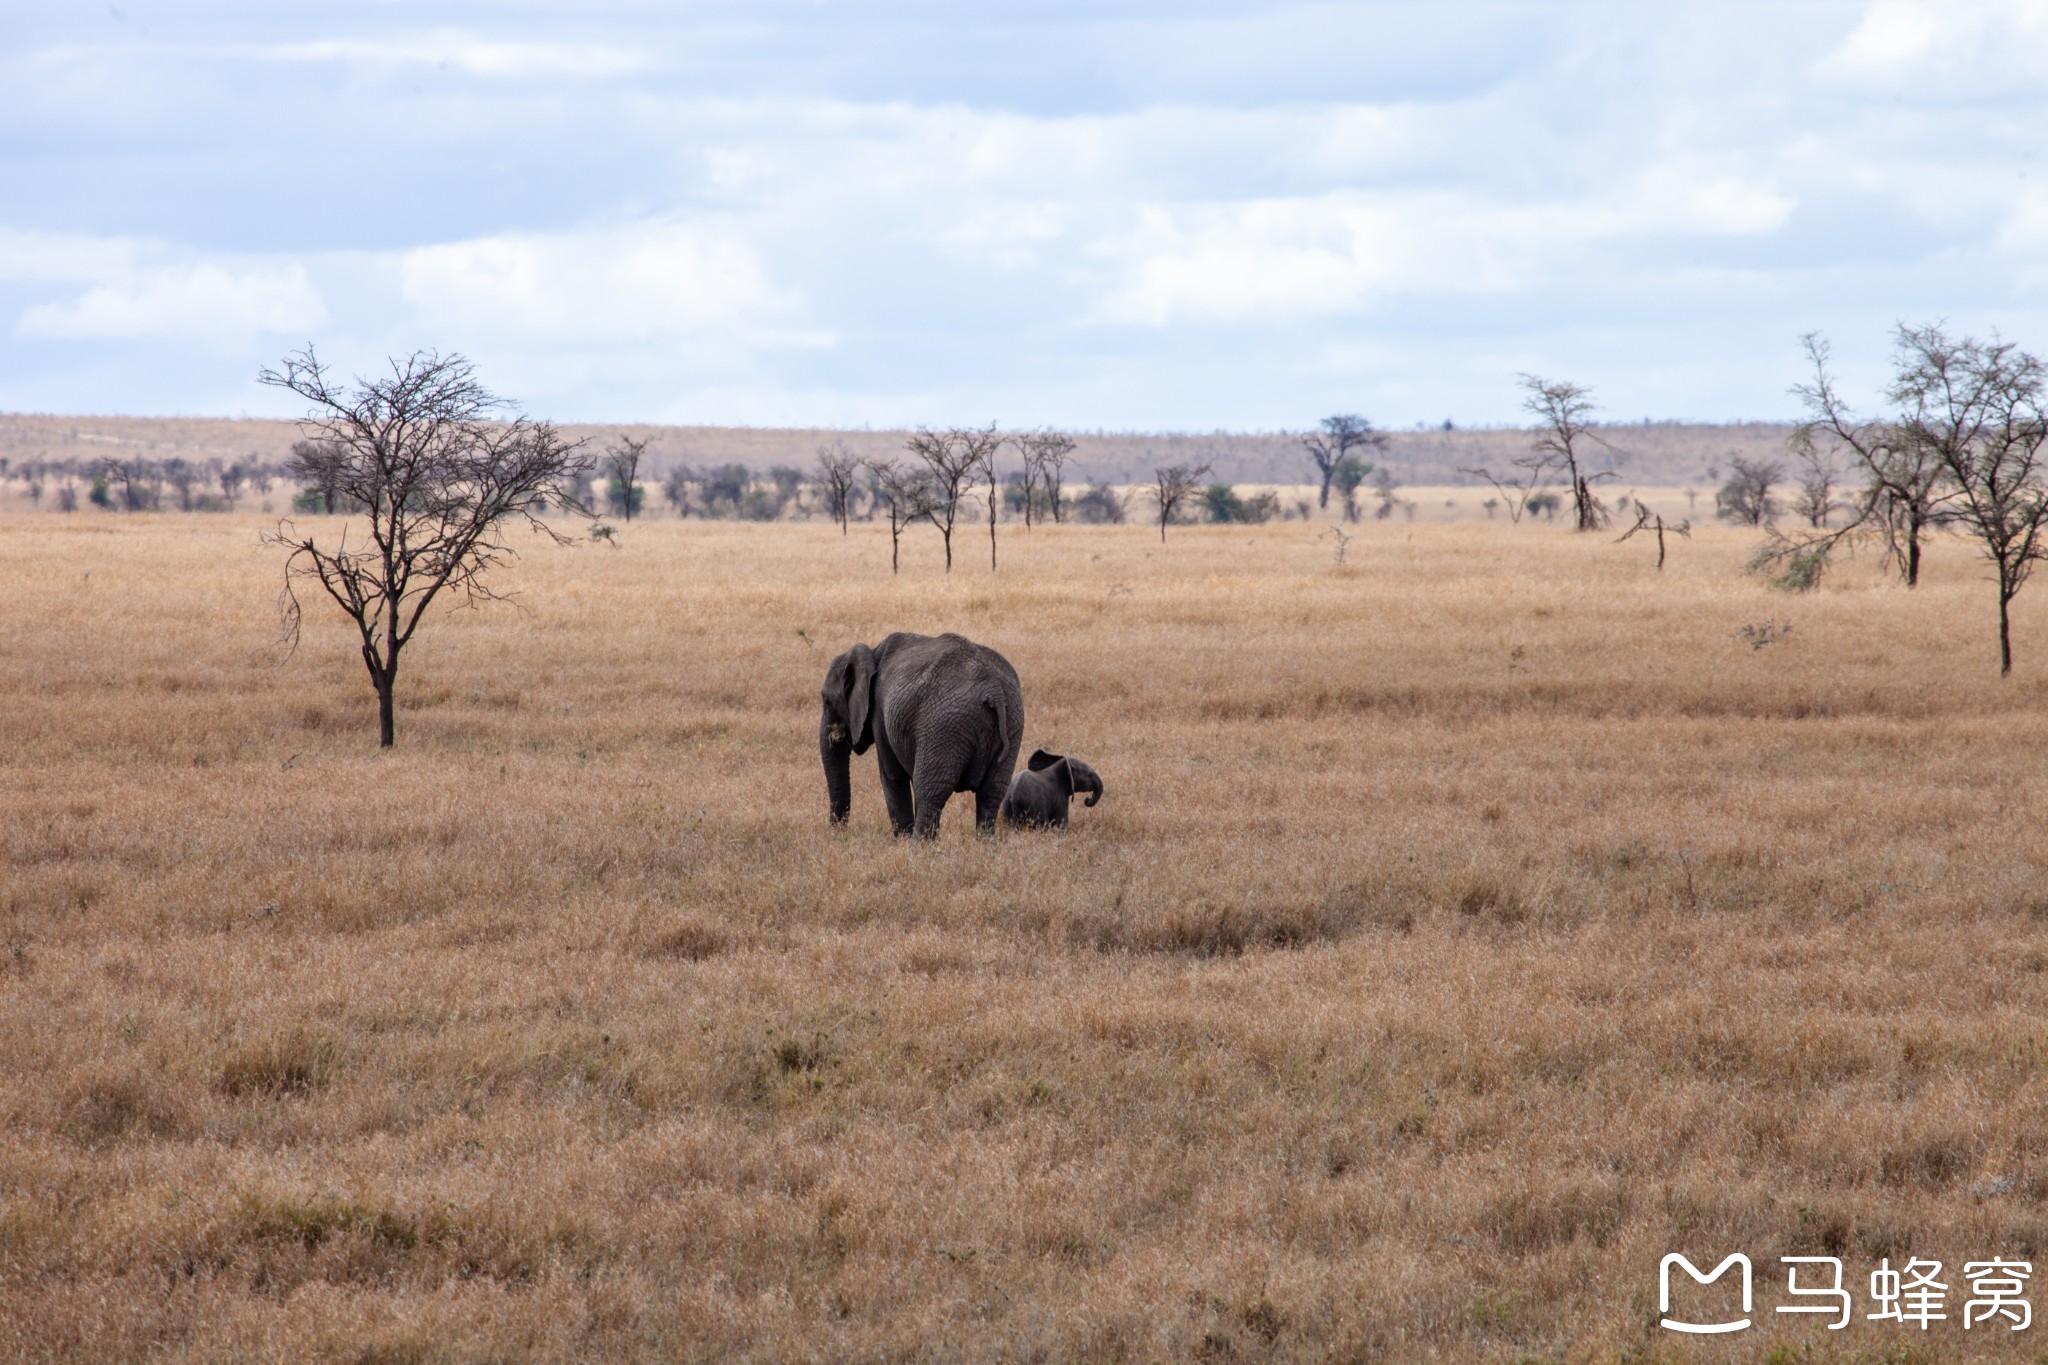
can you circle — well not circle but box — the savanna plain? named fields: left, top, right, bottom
left=5, top=510, right=2048, bottom=1363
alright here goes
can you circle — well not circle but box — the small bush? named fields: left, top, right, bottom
left=645, top=918, right=727, bottom=961
left=1454, top=877, right=1527, bottom=926
left=774, top=1035, right=828, bottom=1074
left=1070, top=483, right=1127, bottom=524
left=64, top=1068, right=184, bottom=1144
left=219, top=1027, right=341, bottom=1097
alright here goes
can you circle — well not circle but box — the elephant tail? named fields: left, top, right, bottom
left=984, top=686, right=1016, bottom=766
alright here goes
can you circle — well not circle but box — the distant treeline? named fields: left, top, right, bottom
left=0, top=454, right=292, bottom=513
left=621, top=461, right=1141, bottom=525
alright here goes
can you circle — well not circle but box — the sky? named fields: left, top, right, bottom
left=3, top=0, right=2046, bottom=429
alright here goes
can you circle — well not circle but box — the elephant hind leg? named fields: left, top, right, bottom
left=880, top=770, right=915, bottom=836
left=909, top=777, right=954, bottom=839
left=975, top=779, right=1007, bottom=832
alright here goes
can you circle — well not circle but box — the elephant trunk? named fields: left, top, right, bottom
left=822, top=713, right=853, bottom=825
left=1078, top=769, right=1104, bottom=808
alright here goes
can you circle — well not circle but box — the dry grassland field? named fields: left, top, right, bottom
left=7, top=508, right=2048, bottom=1362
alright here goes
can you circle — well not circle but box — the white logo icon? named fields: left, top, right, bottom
left=1661, top=1253, right=1753, bottom=1334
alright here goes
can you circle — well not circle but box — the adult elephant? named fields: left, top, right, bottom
left=820, top=631, right=1024, bottom=838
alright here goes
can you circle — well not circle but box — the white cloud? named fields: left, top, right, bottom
left=14, top=246, right=327, bottom=340
left=0, top=228, right=138, bottom=284
left=1818, top=0, right=2048, bottom=89
left=257, top=30, right=649, bottom=79
left=399, top=220, right=814, bottom=348
left=1095, top=166, right=1795, bottom=325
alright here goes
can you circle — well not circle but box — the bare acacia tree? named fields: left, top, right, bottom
left=604, top=435, right=647, bottom=521
left=292, top=438, right=351, bottom=513
left=1015, top=429, right=1077, bottom=526
left=906, top=424, right=1000, bottom=572
left=814, top=440, right=861, bottom=534
left=1150, top=461, right=1213, bottom=541
left=1458, top=448, right=1554, bottom=525
left=259, top=348, right=592, bottom=747
left=865, top=457, right=936, bottom=574
left=217, top=459, right=247, bottom=509
left=1892, top=325, right=2048, bottom=673
left=104, top=457, right=161, bottom=511
left=1791, top=442, right=1838, bottom=528
left=1715, top=457, right=1782, bottom=526
left=980, top=436, right=1002, bottom=571
left=1302, top=415, right=1386, bottom=512
left=1784, top=332, right=1955, bottom=586
left=1521, top=375, right=1614, bottom=531
left=1617, top=501, right=1690, bottom=570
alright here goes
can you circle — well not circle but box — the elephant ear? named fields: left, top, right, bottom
left=848, top=644, right=877, bottom=754
left=1026, top=748, right=1062, bottom=772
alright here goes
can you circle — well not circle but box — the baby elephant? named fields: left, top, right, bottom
left=1000, top=749, right=1105, bottom=829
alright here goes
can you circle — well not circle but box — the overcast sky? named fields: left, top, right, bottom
left=4, top=0, right=2045, bottom=429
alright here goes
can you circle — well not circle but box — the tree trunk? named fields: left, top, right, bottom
left=1574, top=474, right=1599, bottom=532
left=1905, top=514, right=1923, bottom=587
left=365, top=636, right=400, bottom=748
left=365, top=659, right=397, bottom=748
left=2001, top=585, right=2014, bottom=676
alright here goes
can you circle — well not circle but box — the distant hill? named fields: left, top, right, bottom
left=0, top=411, right=1799, bottom=492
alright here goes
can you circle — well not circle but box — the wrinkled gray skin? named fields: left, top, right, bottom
left=999, top=749, right=1105, bottom=829
left=820, top=631, right=1024, bottom=838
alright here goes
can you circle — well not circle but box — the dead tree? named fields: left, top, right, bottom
left=1791, top=443, right=1838, bottom=527
left=1301, top=415, right=1386, bottom=512
left=603, top=435, right=647, bottom=521
left=865, top=457, right=936, bottom=574
left=1015, top=429, right=1077, bottom=526
left=1151, top=461, right=1213, bottom=541
left=259, top=348, right=592, bottom=747
left=1715, top=457, right=1782, bottom=526
left=1520, top=375, right=1615, bottom=531
left=980, top=437, right=1001, bottom=571
left=1037, top=430, right=1076, bottom=523
left=1458, top=454, right=1554, bottom=525
left=104, top=457, right=161, bottom=512
left=1891, top=325, right=2048, bottom=673
left=906, top=424, right=1000, bottom=572
left=1617, top=502, right=1691, bottom=569
left=291, top=438, right=351, bottom=513
left=217, top=459, right=248, bottom=509
left=1786, top=331, right=1954, bottom=586
left=814, top=440, right=861, bottom=534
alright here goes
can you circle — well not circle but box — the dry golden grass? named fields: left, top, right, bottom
left=4, top=511, right=2047, bottom=1361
